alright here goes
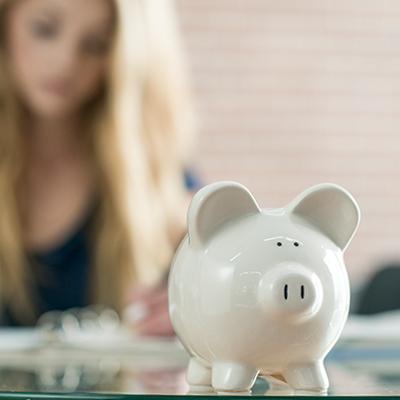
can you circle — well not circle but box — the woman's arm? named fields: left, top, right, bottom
left=123, top=169, right=203, bottom=336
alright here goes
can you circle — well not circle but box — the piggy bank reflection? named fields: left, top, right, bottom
left=168, top=181, right=360, bottom=394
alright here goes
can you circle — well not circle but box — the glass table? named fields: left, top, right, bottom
left=0, top=320, right=399, bottom=399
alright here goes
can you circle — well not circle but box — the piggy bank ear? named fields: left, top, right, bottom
left=288, top=183, right=361, bottom=251
left=188, top=181, right=261, bottom=248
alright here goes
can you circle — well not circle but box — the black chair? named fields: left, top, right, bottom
left=357, top=263, right=400, bottom=315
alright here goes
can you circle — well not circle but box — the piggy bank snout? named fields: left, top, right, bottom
left=258, top=264, right=323, bottom=323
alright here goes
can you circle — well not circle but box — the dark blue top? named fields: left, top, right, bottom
left=3, top=169, right=202, bottom=326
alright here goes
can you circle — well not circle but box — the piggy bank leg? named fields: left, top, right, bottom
left=186, top=357, right=213, bottom=393
left=212, top=361, right=259, bottom=394
left=283, top=360, right=329, bottom=393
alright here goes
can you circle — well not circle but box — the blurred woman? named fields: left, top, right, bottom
left=0, top=0, right=199, bottom=333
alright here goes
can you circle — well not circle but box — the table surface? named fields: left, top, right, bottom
left=0, top=326, right=398, bottom=399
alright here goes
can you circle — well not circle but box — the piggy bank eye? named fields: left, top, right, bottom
left=277, top=242, right=282, bottom=247
left=293, top=242, right=299, bottom=247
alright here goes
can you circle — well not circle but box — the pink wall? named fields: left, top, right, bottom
left=177, top=0, right=400, bottom=285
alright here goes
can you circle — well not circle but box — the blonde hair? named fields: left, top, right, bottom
left=0, top=0, right=196, bottom=323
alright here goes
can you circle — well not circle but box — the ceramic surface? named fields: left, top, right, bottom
left=168, top=181, right=361, bottom=394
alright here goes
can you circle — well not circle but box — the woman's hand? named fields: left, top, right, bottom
left=123, top=283, right=175, bottom=337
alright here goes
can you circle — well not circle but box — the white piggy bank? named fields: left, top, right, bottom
left=168, top=181, right=360, bottom=394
